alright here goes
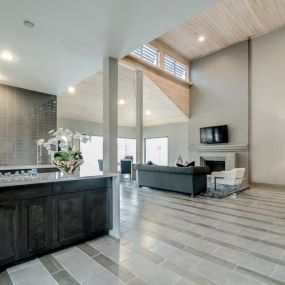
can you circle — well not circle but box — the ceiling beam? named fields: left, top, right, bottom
left=120, top=40, right=191, bottom=117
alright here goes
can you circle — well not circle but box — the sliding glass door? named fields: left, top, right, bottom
left=80, top=136, right=103, bottom=174
left=118, top=138, right=136, bottom=163
left=81, top=136, right=136, bottom=173
left=145, top=137, right=168, bottom=165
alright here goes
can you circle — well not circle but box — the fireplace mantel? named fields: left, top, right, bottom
left=194, top=144, right=248, bottom=153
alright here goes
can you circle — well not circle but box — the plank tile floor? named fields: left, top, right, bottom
left=1, top=181, right=285, bottom=285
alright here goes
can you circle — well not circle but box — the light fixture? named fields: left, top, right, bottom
left=198, top=36, right=205, bottom=42
left=68, top=86, right=75, bottom=93
left=24, top=20, right=35, bottom=28
left=145, top=110, right=152, bottom=116
left=119, top=99, right=125, bottom=105
left=0, top=50, right=14, bottom=61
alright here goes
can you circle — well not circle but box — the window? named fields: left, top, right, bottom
left=118, top=138, right=136, bottom=163
left=131, top=44, right=159, bottom=66
left=164, top=55, right=188, bottom=80
left=81, top=136, right=136, bottom=172
left=80, top=136, right=103, bottom=174
left=145, top=137, right=168, bottom=165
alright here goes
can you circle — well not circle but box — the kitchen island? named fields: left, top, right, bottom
left=0, top=171, right=120, bottom=270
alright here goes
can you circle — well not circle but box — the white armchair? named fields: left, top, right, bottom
left=210, top=168, right=246, bottom=189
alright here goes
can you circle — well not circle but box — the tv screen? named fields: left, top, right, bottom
left=200, top=125, right=228, bottom=144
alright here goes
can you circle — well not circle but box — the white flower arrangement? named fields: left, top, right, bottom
left=37, top=128, right=91, bottom=174
left=37, top=128, right=91, bottom=152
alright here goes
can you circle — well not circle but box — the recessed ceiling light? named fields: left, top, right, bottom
left=198, top=36, right=205, bottom=42
left=145, top=110, right=152, bottom=116
left=68, top=86, right=75, bottom=93
left=24, top=20, right=35, bottom=28
left=119, top=99, right=125, bottom=105
left=0, top=50, right=14, bottom=61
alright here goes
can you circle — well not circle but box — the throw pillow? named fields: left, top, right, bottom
left=186, top=161, right=195, bottom=167
left=176, top=161, right=195, bottom=167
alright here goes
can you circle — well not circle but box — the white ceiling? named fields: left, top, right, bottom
left=0, top=0, right=216, bottom=94
left=57, top=65, right=188, bottom=127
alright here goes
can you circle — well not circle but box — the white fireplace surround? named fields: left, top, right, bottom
left=196, top=152, right=237, bottom=171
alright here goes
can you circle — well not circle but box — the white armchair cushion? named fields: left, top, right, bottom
left=227, top=168, right=245, bottom=178
left=210, top=168, right=246, bottom=185
left=215, top=177, right=244, bottom=186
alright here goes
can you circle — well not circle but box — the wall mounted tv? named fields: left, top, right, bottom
left=200, top=125, right=228, bottom=144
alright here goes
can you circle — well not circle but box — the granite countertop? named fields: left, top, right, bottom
left=0, top=165, right=56, bottom=171
left=0, top=170, right=118, bottom=188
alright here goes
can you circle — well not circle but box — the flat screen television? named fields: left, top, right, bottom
left=200, top=125, right=228, bottom=144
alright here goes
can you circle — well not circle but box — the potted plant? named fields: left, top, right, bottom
left=37, top=128, right=90, bottom=175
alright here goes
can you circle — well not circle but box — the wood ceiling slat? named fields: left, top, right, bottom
left=58, top=65, right=188, bottom=127
left=159, top=0, right=285, bottom=60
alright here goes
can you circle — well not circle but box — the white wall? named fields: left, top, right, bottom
left=58, top=118, right=189, bottom=166
left=189, top=42, right=249, bottom=172
left=144, top=122, right=189, bottom=166
left=251, top=27, right=285, bottom=185
left=58, top=118, right=136, bottom=138
left=190, top=41, right=249, bottom=147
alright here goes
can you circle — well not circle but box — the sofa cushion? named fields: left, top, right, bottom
left=136, top=164, right=210, bottom=175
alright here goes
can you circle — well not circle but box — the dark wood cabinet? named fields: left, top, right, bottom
left=52, top=192, right=85, bottom=248
left=86, top=188, right=109, bottom=238
left=0, top=202, right=20, bottom=266
left=20, top=197, right=52, bottom=258
left=0, top=178, right=112, bottom=269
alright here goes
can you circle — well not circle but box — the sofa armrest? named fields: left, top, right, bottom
left=211, top=171, right=228, bottom=177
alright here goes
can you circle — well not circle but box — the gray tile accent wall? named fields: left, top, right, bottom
left=0, top=84, right=57, bottom=166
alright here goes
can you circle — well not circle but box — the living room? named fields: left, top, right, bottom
left=58, top=24, right=285, bottom=191
left=1, top=1, right=285, bottom=285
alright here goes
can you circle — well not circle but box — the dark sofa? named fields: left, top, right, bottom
left=136, top=164, right=210, bottom=196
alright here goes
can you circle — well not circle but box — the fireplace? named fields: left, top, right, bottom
left=196, top=152, right=237, bottom=173
left=204, top=160, right=225, bottom=172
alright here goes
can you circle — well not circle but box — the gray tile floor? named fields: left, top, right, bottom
left=2, top=182, right=285, bottom=284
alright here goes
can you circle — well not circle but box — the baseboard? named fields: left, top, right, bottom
left=250, top=182, right=285, bottom=190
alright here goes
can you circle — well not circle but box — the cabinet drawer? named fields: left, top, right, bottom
left=0, top=183, right=52, bottom=202
left=53, top=178, right=111, bottom=195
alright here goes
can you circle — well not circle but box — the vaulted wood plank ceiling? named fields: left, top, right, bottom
left=59, top=0, right=285, bottom=126
left=159, top=0, right=285, bottom=60
left=57, top=65, right=188, bottom=127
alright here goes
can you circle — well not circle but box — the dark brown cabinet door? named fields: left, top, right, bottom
left=52, top=192, right=85, bottom=248
left=20, top=197, right=52, bottom=258
left=0, top=202, right=20, bottom=266
left=86, top=188, right=110, bottom=238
